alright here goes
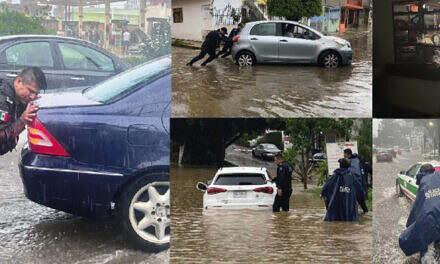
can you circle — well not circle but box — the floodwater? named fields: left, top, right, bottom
left=0, top=134, right=169, bottom=264
left=172, top=26, right=372, bottom=118
left=373, top=150, right=421, bottom=264
left=171, top=148, right=372, bottom=263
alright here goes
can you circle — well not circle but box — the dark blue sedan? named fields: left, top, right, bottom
left=19, top=56, right=171, bottom=251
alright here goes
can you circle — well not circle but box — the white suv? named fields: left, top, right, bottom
left=196, top=167, right=277, bottom=210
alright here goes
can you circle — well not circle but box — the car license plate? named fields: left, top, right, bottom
left=233, top=191, right=247, bottom=198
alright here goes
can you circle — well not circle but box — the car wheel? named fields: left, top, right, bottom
left=236, top=51, right=256, bottom=67
left=320, top=51, right=340, bottom=68
left=396, top=181, right=403, bottom=197
left=119, top=173, right=170, bottom=251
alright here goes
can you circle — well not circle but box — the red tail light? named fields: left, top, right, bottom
left=28, top=118, right=70, bottom=157
left=233, top=36, right=240, bottom=42
left=207, top=187, right=227, bottom=195
left=253, top=186, right=274, bottom=194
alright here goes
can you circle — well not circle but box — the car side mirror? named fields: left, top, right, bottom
left=196, top=182, right=207, bottom=191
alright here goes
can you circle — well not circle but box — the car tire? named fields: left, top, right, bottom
left=396, top=181, right=403, bottom=197
left=319, top=51, right=341, bottom=68
left=118, top=173, right=170, bottom=252
left=236, top=51, right=256, bottom=67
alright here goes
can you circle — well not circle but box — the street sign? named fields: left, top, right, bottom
left=326, top=141, right=358, bottom=175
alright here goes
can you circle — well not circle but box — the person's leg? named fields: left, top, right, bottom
left=188, top=49, right=208, bottom=66
left=358, top=197, right=368, bottom=213
left=273, top=195, right=281, bottom=212
left=201, top=49, right=216, bottom=66
left=281, top=190, right=292, bottom=211
left=217, top=43, right=230, bottom=57
left=221, top=42, right=233, bottom=58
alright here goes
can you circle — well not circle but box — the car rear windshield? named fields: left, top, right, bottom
left=83, top=56, right=171, bottom=103
left=214, top=173, right=266, bottom=185
left=264, top=144, right=278, bottom=150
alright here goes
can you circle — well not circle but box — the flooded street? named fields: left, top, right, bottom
left=0, top=134, right=169, bottom=264
left=172, top=26, right=372, bottom=117
left=171, top=147, right=372, bottom=263
left=373, top=151, right=420, bottom=264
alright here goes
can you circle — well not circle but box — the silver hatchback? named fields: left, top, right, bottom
left=231, top=20, right=353, bottom=68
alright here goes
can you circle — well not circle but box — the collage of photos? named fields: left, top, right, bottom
left=0, top=0, right=439, bottom=263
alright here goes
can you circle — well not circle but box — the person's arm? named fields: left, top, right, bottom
left=0, top=99, right=25, bottom=144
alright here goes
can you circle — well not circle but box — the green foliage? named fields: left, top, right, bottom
left=0, top=4, right=49, bottom=35
left=316, top=160, right=329, bottom=186
left=257, top=131, right=283, bottom=150
left=283, top=118, right=353, bottom=189
left=267, top=0, right=322, bottom=21
left=171, top=119, right=271, bottom=166
left=357, top=119, right=372, bottom=164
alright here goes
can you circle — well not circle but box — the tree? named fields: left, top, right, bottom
left=357, top=119, right=372, bottom=164
left=0, top=4, right=49, bottom=35
left=282, top=118, right=353, bottom=190
left=171, top=119, right=270, bottom=167
left=266, top=0, right=322, bottom=21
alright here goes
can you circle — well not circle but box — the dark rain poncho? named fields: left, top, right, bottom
left=399, top=172, right=440, bottom=256
left=350, top=154, right=369, bottom=201
left=321, top=167, right=359, bottom=222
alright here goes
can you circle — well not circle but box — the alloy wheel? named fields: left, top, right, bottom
left=238, top=54, right=253, bottom=67
left=129, top=181, right=170, bottom=245
left=324, top=53, right=339, bottom=68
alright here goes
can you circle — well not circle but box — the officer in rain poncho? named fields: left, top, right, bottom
left=344, top=148, right=369, bottom=213
left=399, top=165, right=440, bottom=257
left=321, top=158, right=359, bottom=222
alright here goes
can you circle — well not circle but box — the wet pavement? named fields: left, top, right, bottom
left=172, top=26, right=372, bottom=118
left=171, top=146, right=372, bottom=263
left=373, top=150, right=421, bottom=264
left=0, top=133, right=169, bottom=264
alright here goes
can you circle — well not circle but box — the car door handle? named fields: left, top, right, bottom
left=280, top=39, right=288, bottom=42
left=70, top=77, right=85, bottom=81
left=250, top=38, right=258, bottom=41
left=6, top=73, right=18, bottom=78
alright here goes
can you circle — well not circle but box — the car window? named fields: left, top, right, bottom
left=5, top=42, right=54, bottom=67
left=214, top=173, right=266, bottom=185
left=407, top=164, right=421, bottom=178
left=250, top=23, right=277, bottom=36
left=59, top=43, right=114, bottom=71
left=84, top=56, right=170, bottom=103
left=282, top=24, right=319, bottom=40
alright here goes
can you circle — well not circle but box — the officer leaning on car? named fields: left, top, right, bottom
left=273, top=153, right=293, bottom=212
left=216, top=23, right=244, bottom=59
left=0, top=67, right=46, bottom=156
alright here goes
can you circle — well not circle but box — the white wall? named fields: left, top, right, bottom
left=172, top=0, right=211, bottom=41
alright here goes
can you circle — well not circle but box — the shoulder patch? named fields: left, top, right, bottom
left=5, top=97, right=13, bottom=105
left=0, top=110, right=9, bottom=122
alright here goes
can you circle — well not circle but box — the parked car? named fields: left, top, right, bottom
left=376, top=150, right=393, bottom=162
left=252, top=143, right=281, bottom=160
left=396, top=161, right=440, bottom=201
left=0, top=35, right=129, bottom=90
left=388, top=149, right=397, bottom=158
left=196, top=167, right=276, bottom=210
left=231, top=20, right=353, bottom=68
left=309, top=152, right=327, bottom=164
left=19, top=56, right=171, bottom=251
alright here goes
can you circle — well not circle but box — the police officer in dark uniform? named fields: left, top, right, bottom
left=399, top=169, right=440, bottom=259
left=216, top=23, right=243, bottom=58
left=0, top=67, right=46, bottom=156
left=273, top=153, right=293, bottom=212
left=344, top=148, right=369, bottom=214
left=187, top=27, right=228, bottom=67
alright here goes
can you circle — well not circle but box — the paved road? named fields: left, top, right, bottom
left=373, top=151, right=421, bottom=264
left=0, top=132, right=169, bottom=264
